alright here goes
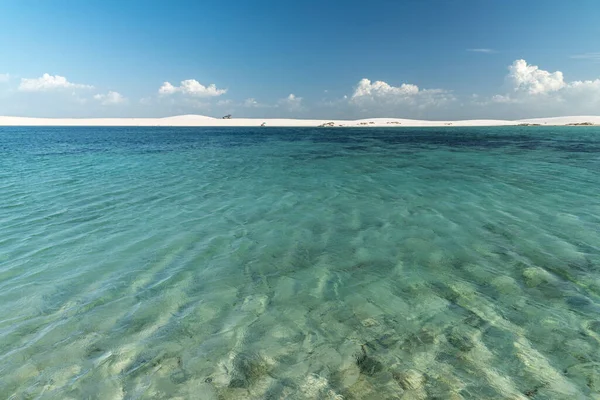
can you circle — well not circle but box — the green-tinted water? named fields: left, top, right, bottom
left=1, top=127, right=599, bottom=399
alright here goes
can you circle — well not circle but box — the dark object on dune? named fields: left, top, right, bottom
left=567, top=122, right=594, bottom=126
left=222, top=114, right=232, bottom=119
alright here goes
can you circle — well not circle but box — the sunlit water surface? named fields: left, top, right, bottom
left=1, top=126, right=600, bottom=399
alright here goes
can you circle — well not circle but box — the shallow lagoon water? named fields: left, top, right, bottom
left=1, top=126, right=599, bottom=399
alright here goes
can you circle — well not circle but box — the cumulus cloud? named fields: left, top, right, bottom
left=506, top=60, right=600, bottom=100
left=19, top=73, right=93, bottom=92
left=350, top=78, right=455, bottom=109
left=93, top=91, right=126, bottom=105
left=352, top=79, right=419, bottom=99
left=6, top=59, right=600, bottom=120
left=507, top=59, right=566, bottom=94
left=474, top=59, right=600, bottom=117
left=158, top=82, right=177, bottom=95
left=490, top=94, right=516, bottom=104
left=278, top=93, right=303, bottom=111
left=243, top=98, right=260, bottom=107
left=158, top=79, right=226, bottom=97
left=242, top=98, right=276, bottom=109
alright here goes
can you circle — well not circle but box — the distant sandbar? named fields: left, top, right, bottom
left=1, top=115, right=599, bottom=127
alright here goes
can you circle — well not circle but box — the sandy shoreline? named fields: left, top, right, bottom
left=1, top=115, right=599, bottom=127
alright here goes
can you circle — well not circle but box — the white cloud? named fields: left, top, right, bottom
left=507, top=59, right=566, bottom=94
left=242, top=98, right=276, bottom=108
left=243, top=98, right=260, bottom=107
left=278, top=93, right=303, bottom=111
left=350, top=78, right=455, bottom=109
left=19, top=73, right=93, bottom=92
left=6, top=59, right=600, bottom=120
left=490, top=94, right=517, bottom=104
left=505, top=60, right=600, bottom=100
left=158, top=79, right=226, bottom=97
left=563, top=78, right=600, bottom=104
left=353, top=79, right=419, bottom=99
left=474, top=59, right=600, bottom=117
left=93, top=91, right=126, bottom=105
left=570, top=53, right=600, bottom=61
left=158, top=82, right=177, bottom=95
left=467, top=48, right=497, bottom=54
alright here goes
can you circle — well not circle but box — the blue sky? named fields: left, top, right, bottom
left=1, top=0, right=599, bottom=119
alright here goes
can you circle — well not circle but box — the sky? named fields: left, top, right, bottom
left=1, top=0, right=599, bottom=120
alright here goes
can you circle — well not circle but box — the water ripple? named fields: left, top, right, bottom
left=0, top=126, right=599, bottom=399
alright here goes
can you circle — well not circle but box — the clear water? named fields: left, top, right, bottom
left=1, top=126, right=599, bottom=400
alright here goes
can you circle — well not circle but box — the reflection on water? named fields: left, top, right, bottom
left=0, top=126, right=599, bottom=399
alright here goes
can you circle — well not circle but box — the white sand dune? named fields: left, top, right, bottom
left=0, top=115, right=599, bottom=127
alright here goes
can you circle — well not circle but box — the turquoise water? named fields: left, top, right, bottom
left=1, top=126, right=599, bottom=399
